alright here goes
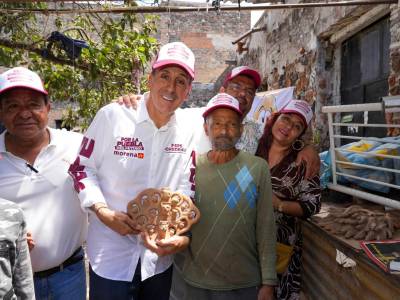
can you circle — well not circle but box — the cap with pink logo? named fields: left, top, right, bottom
left=224, top=66, right=261, bottom=89
left=203, top=93, right=243, bottom=118
left=281, top=100, right=313, bottom=127
left=152, top=42, right=195, bottom=80
left=0, top=67, right=48, bottom=95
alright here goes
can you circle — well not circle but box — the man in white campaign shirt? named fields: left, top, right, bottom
left=69, top=41, right=200, bottom=300
left=0, top=67, right=87, bottom=299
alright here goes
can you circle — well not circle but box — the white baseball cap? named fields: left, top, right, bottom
left=281, top=100, right=313, bottom=127
left=224, top=66, right=261, bottom=88
left=0, top=67, right=48, bottom=95
left=152, top=42, right=195, bottom=80
left=203, top=93, right=243, bottom=118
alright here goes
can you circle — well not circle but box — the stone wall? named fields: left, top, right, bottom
left=184, top=82, right=215, bottom=108
left=48, top=101, right=77, bottom=129
left=239, top=3, right=394, bottom=149
left=387, top=2, right=400, bottom=136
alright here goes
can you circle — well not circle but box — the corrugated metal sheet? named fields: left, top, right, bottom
left=302, top=221, right=400, bottom=300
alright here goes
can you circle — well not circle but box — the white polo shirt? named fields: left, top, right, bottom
left=70, top=96, right=200, bottom=281
left=0, top=128, right=87, bottom=272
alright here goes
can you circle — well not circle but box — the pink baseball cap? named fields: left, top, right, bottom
left=281, top=100, right=313, bottom=128
left=203, top=93, right=243, bottom=118
left=0, top=67, right=48, bottom=95
left=152, top=42, right=195, bottom=80
left=224, top=66, right=261, bottom=89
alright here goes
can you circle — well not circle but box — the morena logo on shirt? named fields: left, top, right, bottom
left=113, top=137, right=145, bottom=159
left=164, top=143, right=186, bottom=154
left=114, top=137, right=144, bottom=151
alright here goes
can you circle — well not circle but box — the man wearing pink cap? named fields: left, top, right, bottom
left=0, top=67, right=87, bottom=299
left=218, top=66, right=319, bottom=177
left=69, top=41, right=198, bottom=299
left=118, top=65, right=320, bottom=178
left=171, top=93, right=276, bottom=300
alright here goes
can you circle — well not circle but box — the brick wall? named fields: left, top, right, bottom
left=155, top=8, right=251, bottom=106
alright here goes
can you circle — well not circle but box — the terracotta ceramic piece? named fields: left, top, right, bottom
left=127, top=188, right=200, bottom=240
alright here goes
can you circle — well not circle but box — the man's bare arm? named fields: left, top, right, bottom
left=296, top=144, right=320, bottom=179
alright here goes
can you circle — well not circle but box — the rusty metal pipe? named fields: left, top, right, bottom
left=0, top=0, right=397, bottom=14
left=232, top=26, right=267, bottom=45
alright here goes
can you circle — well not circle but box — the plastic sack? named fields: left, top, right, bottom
left=319, top=151, right=332, bottom=189
left=336, top=140, right=391, bottom=193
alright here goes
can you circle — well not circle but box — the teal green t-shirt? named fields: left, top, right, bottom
left=175, top=151, right=277, bottom=290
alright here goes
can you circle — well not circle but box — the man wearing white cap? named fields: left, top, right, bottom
left=69, top=41, right=197, bottom=299
left=171, top=93, right=276, bottom=300
left=0, top=67, right=87, bottom=299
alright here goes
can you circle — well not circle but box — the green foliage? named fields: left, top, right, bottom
left=0, top=2, right=159, bottom=129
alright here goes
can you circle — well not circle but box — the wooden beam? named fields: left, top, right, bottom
left=330, top=4, right=391, bottom=44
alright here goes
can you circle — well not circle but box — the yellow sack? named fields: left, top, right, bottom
left=276, top=242, right=294, bottom=274
left=347, top=141, right=375, bottom=152
left=374, top=148, right=399, bottom=160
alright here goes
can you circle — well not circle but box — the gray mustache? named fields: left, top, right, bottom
left=215, top=136, right=234, bottom=141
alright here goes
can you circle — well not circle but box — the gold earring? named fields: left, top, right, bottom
left=292, top=139, right=305, bottom=151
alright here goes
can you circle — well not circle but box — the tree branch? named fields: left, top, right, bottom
left=0, top=38, right=90, bottom=71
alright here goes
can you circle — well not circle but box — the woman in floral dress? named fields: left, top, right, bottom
left=256, top=100, right=321, bottom=300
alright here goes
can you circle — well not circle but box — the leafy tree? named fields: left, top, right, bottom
left=0, top=1, right=159, bottom=129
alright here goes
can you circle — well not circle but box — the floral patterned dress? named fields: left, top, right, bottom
left=270, top=151, right=321, bottom=300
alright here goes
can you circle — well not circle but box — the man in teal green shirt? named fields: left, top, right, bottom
left=172, top=93, right=277, bottom=300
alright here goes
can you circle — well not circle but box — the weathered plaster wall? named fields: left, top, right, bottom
left=239, top=3, right=395, bottom=149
